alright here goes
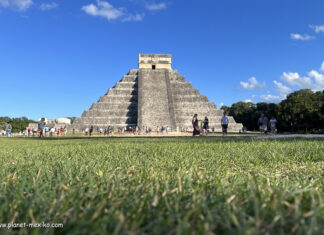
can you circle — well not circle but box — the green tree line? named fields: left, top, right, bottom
left=0, top=117, right=36, bottom=133
left=221, top=89, right=324, bottom=133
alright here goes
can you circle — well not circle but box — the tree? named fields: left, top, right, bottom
left=228, top=102, right=257, bottom=130
left=279, top=89, right=319, bottom=132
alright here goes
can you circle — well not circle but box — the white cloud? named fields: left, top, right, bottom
left=122, top=13, right=144, bottom=22
left=243, top=99, right=253, bottom=103
left=239, top=77, right=266, bottom=90
left=308, top=70, right=324, bottom=90
left=0, top=0, right=33, bottom=11
left=146, top=2, right=166, bottom=11
left=290, top=33, right=315, bottom=41
left=321, top=61, right=324, bottom=71
left=273, top=80, right=291, bottom=96
left=40, top=2, right=58, bottom=11
left=280, top=61, right=324, bottom=92
left=280, top=72, right=314, bottom=88
left=81, top=1, right=145, bottom=22
left=82, top=1, right=124, bottom=21
left=219, top=102, right=224, bottom=108
left=310, top=24, right=324, bottom=34
left=260, top=94, right=282, bottom=102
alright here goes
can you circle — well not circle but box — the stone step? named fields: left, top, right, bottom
left=121, top=75, right=137, bottom=82
left=114, top=82, right=137, bottom=89
left=171, top=89, right=200, bottom=96
left=99, top=95, right=137, bottom=102
left=76, top=117, right=137, bottom=125
left=82, top=109, right=137, bottom=117
left=171, top=82, right=193, bottom=89
left=173, top=102, right=217, bottom=109
left=91, top=102, right=137, bottom=110
left=107, top=89, right=138, bottom=96
left=173, top=96, right=209, bottom=102
left=174, top=110, right=223, bottom=116
left=127, top=69, right=138, bottom=75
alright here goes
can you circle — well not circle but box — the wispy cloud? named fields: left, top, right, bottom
left=310, top=24, right=324, bottom=34
left=243, top=99, right=253, bottom=103
left=239, top=77, right=266, bottom=90
left=81, top=1, right=145, bottom=22
left=321, top=61, right=324, bottom=71
left=281, top=72, right=314, bottom=88
left=280, top=62, right=324, bottom=91
left=260, top=61, right=324, bottom=103
left=40, top=2, right=58, bottom=11
left=122, top=13, right=144, bottom=22
left=0, top=0, right=33, bottom=11
left=145, top=2, right=166, bottom=11
left=273, top=80, right=291, bottom=96
left=82, top=1, right=124, bottom=21
left=290, top=33, right=315, bottom=41
left=260, top=94, right=282, bottom=102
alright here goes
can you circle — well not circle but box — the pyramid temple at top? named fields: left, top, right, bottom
left=71, top=54, right=242, bottom=132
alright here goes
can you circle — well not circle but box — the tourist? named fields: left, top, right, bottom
left=50, top=127, right=55, bottom=137
left=89, top=126, right=94, bottom=136
left=258, top=113, right=268, bottom=134
left=32, top=128, right=37, bottom=136
left=45, top=126, right=49, bottom=136
left=203, top=116, right=209, bottom=136
left=85, top=127, right=89, bottom=136
left=192, top=114, right=200, bottom=136
left=200, top=118, right=204, bottom=133
left=38, top=118, right=46, bottom=138
left=221, top=113, right=229, bottom=136
left=270, top=117, right=277, bottom=134
left=5, top=122, right=12, bottom=137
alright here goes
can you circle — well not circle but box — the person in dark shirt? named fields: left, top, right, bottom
left=203, top=116, right=209, bottom=136
left=192, top=114, right=200, bottom=136
left=89, top=125, right=94, bottom=136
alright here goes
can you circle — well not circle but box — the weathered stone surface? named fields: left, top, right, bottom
left=70, top=54, right=242, bottom=132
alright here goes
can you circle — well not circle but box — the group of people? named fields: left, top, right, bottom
left=82, top=125, right=172, bottom=136
left=192, top=113, right=230, bottom=136
left=258, top=114, right=277, bottom=134
left=2, top=113, right=278, bottom=138
left=36, top=118, right=67, bottom=138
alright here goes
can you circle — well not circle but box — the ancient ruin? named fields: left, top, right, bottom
left=71, top=54, right=242, bottom=132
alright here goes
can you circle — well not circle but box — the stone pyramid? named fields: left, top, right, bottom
left=71, top=54, right=242, bottom=132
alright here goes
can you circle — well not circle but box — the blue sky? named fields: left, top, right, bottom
left=1, top=0, right=324, bottom=120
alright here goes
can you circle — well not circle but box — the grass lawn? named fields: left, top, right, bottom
left=0, top=137, right=323, bottom=234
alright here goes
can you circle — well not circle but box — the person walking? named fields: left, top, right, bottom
left=221, top=113, right=229, bottom=136
left=258, top=113, right=268, bottom=134
left=192, top=114, right=200, bottom=136
left=203, top=116, right=209, bottom=136
left=5, top=122, right=12, bottom=137
left=38, top=118, right=46, bottom=138
left=89, top=126, right=94, bottom=136
left=270, top=117, right=277, bottom=134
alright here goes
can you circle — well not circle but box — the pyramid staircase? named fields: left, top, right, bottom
left=71, top=67, right=242, bottom=132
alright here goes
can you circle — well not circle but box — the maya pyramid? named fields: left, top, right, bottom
left=71, top=54, right=242, bottom=132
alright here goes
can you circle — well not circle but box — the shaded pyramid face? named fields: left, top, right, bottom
left=72, top=54, right=242, bottom=132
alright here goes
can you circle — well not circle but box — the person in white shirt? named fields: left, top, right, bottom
left=270, top=117, right=277, bottom=134
left=221, top=113, right=229, bottom=136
